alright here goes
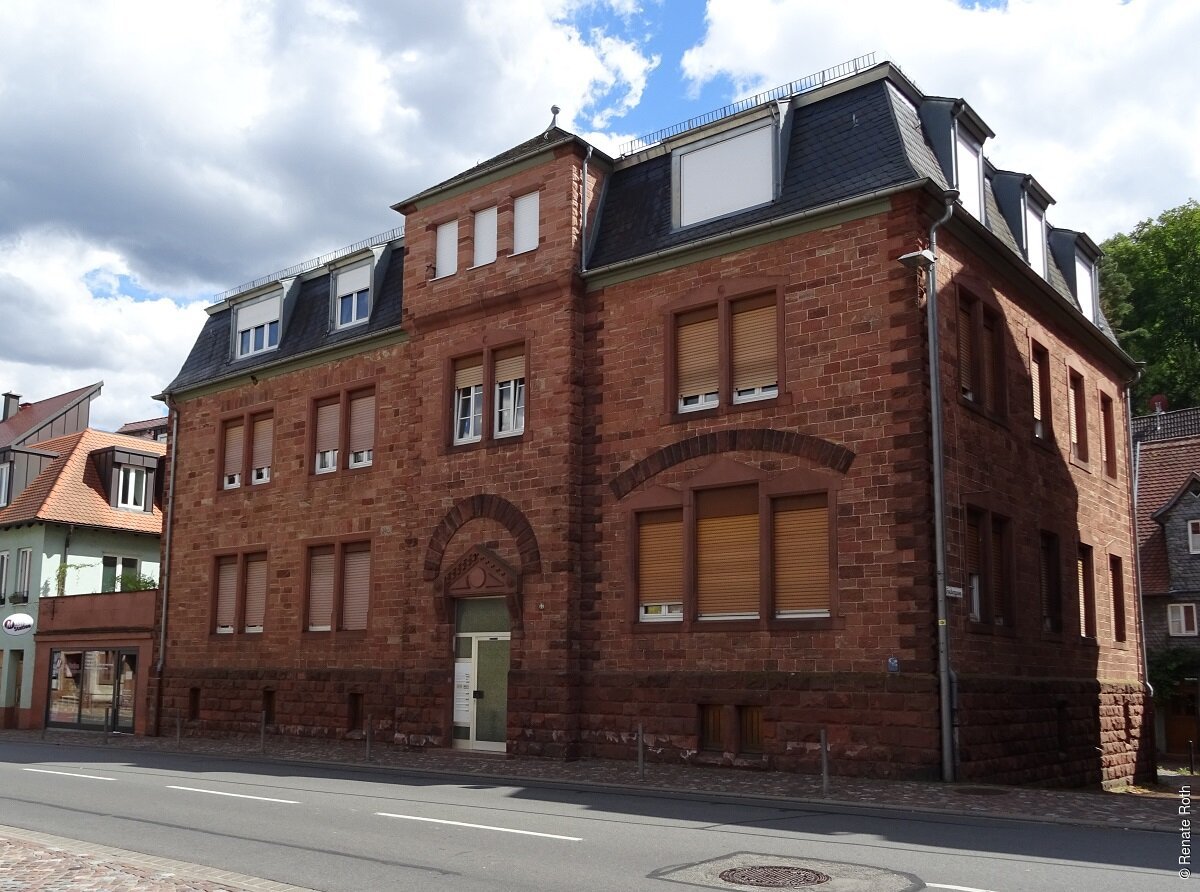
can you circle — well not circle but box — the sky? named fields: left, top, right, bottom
left=1, top=0, right=1196, bottom=431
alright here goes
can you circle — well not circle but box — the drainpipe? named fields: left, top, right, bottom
left=153, top=397, right=179, bottom=733
left=901, top=191, right=958, bottom=782
left=1127, top=372, right=1151, bottom=700
left=580, top=145, right=594, bottom=273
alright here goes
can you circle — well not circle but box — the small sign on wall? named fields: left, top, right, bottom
left=454, top=662, right=472, bottom=724
left=945, top=585, right=964, bottom=599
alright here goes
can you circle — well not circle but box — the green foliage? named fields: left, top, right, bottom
left=118, top=571, right=159, bottom=591
left=1149, top=646, right=1200, bottom=701
left=1101, top=199, right=1200, bottom=411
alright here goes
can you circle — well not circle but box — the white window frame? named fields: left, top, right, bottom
left=314, top=449, right=338, bottom=475
left=954, top=126, right=984, bottom=222
left=16, top=548, right=31, bottom=598
left=435, top=220, right=459, bottom=278
left=1075, top=251, right=1097, bottom=323
left=333, top=262, right=372, bottom=330
left=1189, top=519, right=1200, bottom=554
left=117, top=466, right=147, bottom=510
left=223, top=472, right=241, bottom=490
left=1169, top=603, right=1198, bottom=637
left=640, top=602, right=683, bottom=622
left=234, top=292, right=282, bottom=359
left=733, top=384, right=779, bottom=405
left=512, top=192, right=540, bottom=255
left=454, top=384, right=483, bottom=444
left=1024, top=197, right=1047, bottom=279
left=0, top=551, right=8, bottom=597
left=679, top=392, right=719, bottom=413
left=0, top=461, right=9, bottom=507
left=494, top=376, right=525, bottom=438
left=348, top=448, right=373, bottom=469
left=473, top=206, right=498, bottom=267
left=673, top=120, right=776, bottom=229
left=251, top=466, right=270, bottom=485
left=968, top=572, right=982, bottom=623
left=102, top=555, right=140, bottom=592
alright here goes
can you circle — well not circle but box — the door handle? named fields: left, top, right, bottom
left=473, top=690, right=484, bottom=699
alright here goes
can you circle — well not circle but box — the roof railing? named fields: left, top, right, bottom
left=620, top=53, right=877, bottom=156
left=214, top=224, right=406, bottom=304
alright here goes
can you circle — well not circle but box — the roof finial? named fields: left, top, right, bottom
left=547, top=104, right=560, bottom=132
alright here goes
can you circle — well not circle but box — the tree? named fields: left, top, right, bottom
left=1101, top=199, right=1200, bottom=412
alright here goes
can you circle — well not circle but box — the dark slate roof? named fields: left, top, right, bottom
left=590, top=81, right=931, bottom=269
left=0, top=383, right=102, bottom=448
left=396, top=127, right=583, bottom=210
left=165, top=249, right=404, bottom=394
left=1134, top=407, right=1200, bottom=443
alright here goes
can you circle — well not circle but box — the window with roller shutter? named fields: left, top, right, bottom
left=307, top=546, right=335, bottom=632
left=219, top=409, right=274, bottom=489
left=341, top=544, right=371, bottom=630
left=244, top=555, right=267, bottom=633
left=314, top=400, right=339, bottom=473
left=454, top=357, right=484, bottom=444
left=222, top=421, right=243, bottom=489
left=1068, top=369, right=1088, bottom=463
left=773, top=494, right=829, bottom=618
left=963, top=505, right=1012, bottom=628
left=305, top=540, right=371, bottom=633
left=1077, top=544, right=1096, bottom=639
left=637, top=509, right=683, bottom=621
left=493, top=346, right=525, bottom=437
left=1030, top=342, right=1051, bottom=441
left=347, top=391, right=375, bottom=467
left=213, top=551, right=270, bottom=635
left=449, top=344, right=528, bottom=446
left=1039, top=531, right=1062, bottom=633
left=696, top=486, right=760, bottom=619
left=215, top=556, right=237, bottom=634
left=251, top=414, right=272, bottom=484
left=957, top=290, right=1006, bottom=418
left=669, top=285, right=780, bottom=417
left=1100, top=392, right=1116, bottom=477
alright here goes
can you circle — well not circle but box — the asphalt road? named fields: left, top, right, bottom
left=0, top=740, right=1179, bottom=891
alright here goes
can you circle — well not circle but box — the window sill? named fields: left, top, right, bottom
left=309, top=463, right=375, bottom=482
left=1068, top=454, right=1092, bottom=474
left=447, top=433, right=525, bottom=455
left=1031, top=434, right=1057, bottom=454
left=1077, top=635, right=1100, bottom=648
left=217, top=480, right=276, bottom=496
left=958, top=394, right=1008, bottom=427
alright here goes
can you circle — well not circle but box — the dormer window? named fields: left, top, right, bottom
left=674, top=120, right=776, bottom=229
left=1074, top=251, right=1097, bottom=323
left=234, top=291, right=281, bottom=359
left=333, top=263, right=371, bottom=329
left=117, top=466, right=147, bottom=510
left=0, top=460, right=9, bottom=507
left=1025, top=199, right=1047, bottom=279
left=954, top=127, right=984, bottom=221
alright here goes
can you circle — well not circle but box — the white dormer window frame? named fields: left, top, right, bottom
left=332, top=261, right=372, bottom=330
left=234, top=291, right=282, bottom=359
left=954, top=125, right=985, bottom=222
left=1024, top=197, right=1047, bottom=280
left=0, top=460, right=9, bottom=508
left=672, top=118, right=778, bottom=230
left=1075, top=250, right=1098, bottom=324
left=117, top=465, right=147, bottom=510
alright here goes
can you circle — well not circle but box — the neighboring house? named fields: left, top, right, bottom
left=1133, top=406, right=1200, bottom=753
left=0, top=429, right=164, bottom=732
left=117, top=417, right=170, bottom=443
left=0, top=383, right=102, bottom=510
left=158, top=58, right=1147, bottom=786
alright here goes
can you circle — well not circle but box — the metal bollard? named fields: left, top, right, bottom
left=260, top=710, right=267, bottom=754
left=176, top=711, right=182, bottom=747
left=103, top=707, right=111, bottom=745
left=637, top=723, right=645, bottom=782
left=820, top=728, right=829, bottom=798
left=366, top=713, right=373, bottom=762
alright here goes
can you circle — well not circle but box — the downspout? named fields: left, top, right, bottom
left=1127, top=374, right=1151, bottom=698
left=154, top=397, right=179, bottom=733
left=925, top=194, right=958, bottom=783
left=580, top=145, right=594, bottom=273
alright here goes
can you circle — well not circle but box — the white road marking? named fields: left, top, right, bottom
left=23, top=768, right=115, bottom=781
left=166, top=785, right=299, bottom=804
left=376, top=811, right=582, bottom=841
left=927, top=884, right=999, bottom=892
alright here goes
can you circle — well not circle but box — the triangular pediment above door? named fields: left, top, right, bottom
left=444, top=546, right=520, bottom=597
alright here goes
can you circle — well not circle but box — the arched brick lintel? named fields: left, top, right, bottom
left=610, top=428, right=856, bottom=500
left=423, top=494, right=542, bottom=581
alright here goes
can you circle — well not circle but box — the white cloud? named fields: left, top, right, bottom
left=680, top=0, right=1200, bottom=239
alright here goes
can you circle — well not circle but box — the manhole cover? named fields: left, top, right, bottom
left=718, top=865, right=831, bottom=887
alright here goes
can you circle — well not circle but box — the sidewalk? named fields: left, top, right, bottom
left=0, top=727, right=1181, bottom=836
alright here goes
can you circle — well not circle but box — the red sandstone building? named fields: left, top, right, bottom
left=158, top=60, right=1150, bottom=786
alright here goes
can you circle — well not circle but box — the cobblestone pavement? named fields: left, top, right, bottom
left=0, top=728, right=1180, bottom=889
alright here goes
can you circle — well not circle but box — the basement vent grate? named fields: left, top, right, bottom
left=718, top=865, right=831, bottom=887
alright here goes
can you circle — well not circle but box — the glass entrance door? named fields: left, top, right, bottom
left=473, top=637, right=509, bottom=747
left=453, top=598, right=510, bottom=752
left=112, top=652, right=137, bottom=732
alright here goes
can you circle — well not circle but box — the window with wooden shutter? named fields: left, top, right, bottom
left=1077, top=544, right=1095, bottom=638
left=696, top=486, right=759, bottom=618
left=348, top=391, right=375, bottom=468
left=773, top=494, right=829, bottom=617
left=699, top=704, right=723, bottom=751
left=223, top=422, right=244, bottom=489
left=738, top=705, right=763, bottom=754
left=990, top=519, right=1008, bottom=625
left=1069, top=371, right=1087, bottom=461
left=244, top=555, right=267, bottom=632
left=215, top=556, right=237, bottom=634
left=314, top=400, right=339, bottom=473
left=677, top=308, right=719, bottom=411
left=251, top=415, right=272, bottom=484
left=493, top=346, right=526, bottom=437
left=1040, top=532, right=1061, bottom=633
left=966, top=510, right=982, bottom=621
left=731, top=297, right=777, bottom=403
left=1100, top=394, right=1116, bottom=477
left=981, top=316, right=996, bottom=411
left=958, top=303, right=975, bottom=399
left=307, top=546, right=335, bottom=631
left=638, top=509, right=683, bottom=621
left=1031, top=344, right=1049, bottom=439
left=341, top=544, right=370, bottom=630
left=1110, top=555, right=1126, bottom=642
left=454, top=357, right=484, bottom=443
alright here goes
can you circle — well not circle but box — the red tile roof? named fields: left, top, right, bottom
left=0, top=382, right=102, bottom=447
left=1136, top=435, right=1200, bottom=594
left=0, top=429, right=165, bottom=535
